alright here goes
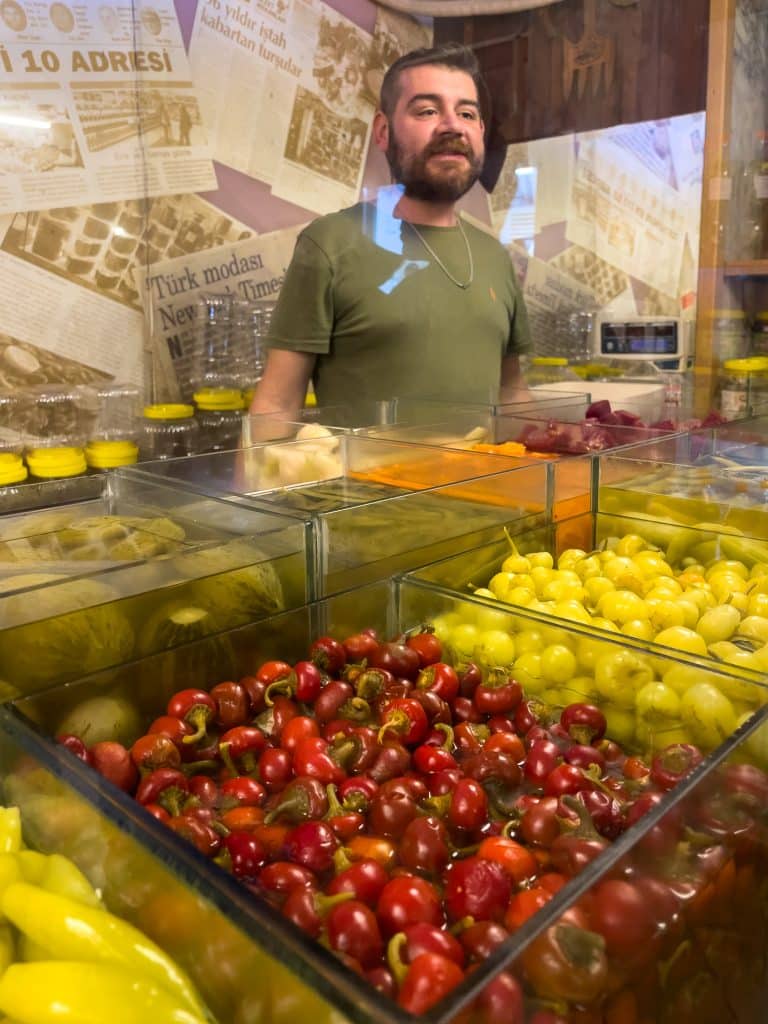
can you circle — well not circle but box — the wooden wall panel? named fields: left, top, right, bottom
left=435, top=0, right=710, bottom=145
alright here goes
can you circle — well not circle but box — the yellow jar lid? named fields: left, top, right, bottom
left=532, top=356, right=569, bottom=366
left=85, top=440, right=139, bottom=469
left=242, top=388, right=255, bottom=408
left=26, top=446, right=87, bottom=478
left=755, top=311, right=768, bottom=322
left=0, top=452, right=27, bottom=485
left=713, top=309, right=747, bottom=319
left=722, top=357, right=768, bottom=374
left=193, top=388, right=244, bottom=411
left=143, top=403, right=194, bottom=420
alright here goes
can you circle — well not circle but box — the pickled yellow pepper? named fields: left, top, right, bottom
left=0, top=961, right=209, bottom=1023
left=1, top=882, right=206, bottom=1018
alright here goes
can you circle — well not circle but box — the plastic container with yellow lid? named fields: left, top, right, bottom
left=718, top=356, right=768, bottom=419
left=193, top=388, right=244, bottom=453
left=25, top=445, right=87, bottom=480
left=139, top=403, right=200, bottom=461
left=525, top=356, right=579, bottom=388
left=84, top=439, right=139, bottom=470
left=0, top=452, right=28, bottom=486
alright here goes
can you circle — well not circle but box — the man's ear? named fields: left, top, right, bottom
left=372, top=111, right=389, bottom=153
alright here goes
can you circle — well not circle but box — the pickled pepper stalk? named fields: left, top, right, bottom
left=1, top=882, right=207, bottom=1018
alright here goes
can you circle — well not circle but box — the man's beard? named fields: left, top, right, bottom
left=386, top=132, right=483, bottom=202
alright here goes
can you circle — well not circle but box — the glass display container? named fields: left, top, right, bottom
left=0, top=472, right=309, bottom=696
left=119, top=436, right=549, bottom=598
left=6, top=576, right=768, bottom=1024
left=23, top=383, right=97, bottom=447
left=0, top=391, right=24, bottom=455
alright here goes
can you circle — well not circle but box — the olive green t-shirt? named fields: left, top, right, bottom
left=265, top=201, right=530, bottom=408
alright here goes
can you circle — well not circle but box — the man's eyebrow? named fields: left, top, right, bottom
left=405, top=93, right=480, bottom=110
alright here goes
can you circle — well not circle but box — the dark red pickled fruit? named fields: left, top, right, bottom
left=458, top=661, right=482, bottom=698
left=209, top=681, right=249, bottom=730
left=309, top=635, right=347, bottom=676
left=55, top=733, right=92, bottom=764
left=313, top=680, right=354, bottom=724
left=376, top=875, right=444, bottom=937
left=459, top=920, right=509, bottom=961
left=519, top=797, right=560, bottom=847
left=129, top=733, right=181, bottom=772
left=443, top=857, right=512, bottom=923
left=167, top=814, right=221, bottom=857
left=406, top=630, right=443, bottom=668
left=524, top=739, right=562, bottom=783
left=447, top=778, right=488, bottom=833
left=368, top=641, right=421, bottom=681
left=326, top=858, right=389, bottom=907
left=367, top=788, right=418, bottom=840
left=342, top=631, right=379, bottom=663
left=400, top=921, right=465, bottom=967
left=326, top=899, right=384, bottom=968
left=399, top=815, right=450, bottom=876
left=284, top=820, right=339, bottom=873
left=560, top=702, right=607, bottom=745
left=258, top=860, right=315, bottom=896
left=89, top=741, right=139, bottom=792
left=472, top=970, right=524, bottom=1024
left=224, top=832, right=268, bottom=881
left=564, top=743, right=606, bottom=772
left=650, top=743, right=704, bottom=791
left=257, top=747, right=294, bottom=791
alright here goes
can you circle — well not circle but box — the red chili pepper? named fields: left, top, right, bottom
left=263, top=775, right=328, bottom=824
left=549, top=796, right=609, bottom=876
left=560, top=702, right=607, bottom=745
left=55, top=733, right=92, bottom=765
left=339, top=774, right=382, bottom=806
left=284, top=819, right=339, bottom=873
left=368, top=741, right=411, bottom=784
left=282, top=886, right=354, bottom=939
left=416, top=662, right=459, bottom=703
left=405, top=629, right=443, bottom=668
left=167, top=812, right=221, bottom=857
left=130, top=733, right=181, bottom=773
left=255, top=659, right=293, bottom=686
left=650, top=742, right=704, bottom=791
left=473, top=669, right=523, bottom=716
left=309, top=635, right=347, bottom=676
left=143, top=802, right=170, bottom=824
left=89, top=741, right=138, bottom=792
left=220, top=775, right=266, bottom=808
left=239, top=674, right=269, bottom=715
left=281, top=715, right=320, bottom=752
left=147, top=715, right=193, bottom=747
left=453, top=721, right=490, bottom=756
left=135, top=767, right=190, bottom=815
left=413, top=744, right=457, bottom=775
left=254, top=694, right=299, bottom=741
left=377, top=697, right=428, bottom=747
left=222, top=831, right=267, bottom=881
left=257, top=861, right=316, bottom=902
left=326, top=857, right=389, bottom=906
left=187, top=774, right=219, bottom=808
left=218, top=725, right=267, bottom=777
left=166, top=687, right=218, bottom=745
left=292, top=736, right=346, bottom=786
left=396, top=952, right=464, bottom=1013
left=209, top=680, right=249, bottom=730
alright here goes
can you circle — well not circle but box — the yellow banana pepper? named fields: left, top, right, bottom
left=0, top=810, right=20, bottom=855
left=1, top=883, right=206, bottom=1018
left=38, top=853, right=101, bottom=908
left=0, top=961, right=209, bottom=1023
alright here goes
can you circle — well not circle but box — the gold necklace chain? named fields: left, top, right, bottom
left=406, top=217, right=474, bottom=289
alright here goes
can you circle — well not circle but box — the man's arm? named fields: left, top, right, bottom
left=499, top=353, right=528, bottom=402
left=248, top=348, right=316, bottom=420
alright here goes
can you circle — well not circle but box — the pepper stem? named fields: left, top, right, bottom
left=181, top=706, right=212, bottom=745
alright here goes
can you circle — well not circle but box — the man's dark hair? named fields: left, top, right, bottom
left=379, top=43, right=485, bottom=121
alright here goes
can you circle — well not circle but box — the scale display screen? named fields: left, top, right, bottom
left=600, top=321, right=680, bottom=356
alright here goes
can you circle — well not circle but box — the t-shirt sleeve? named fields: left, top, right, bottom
left=506, top=264, right=532, bottom=357
left=264, top=232, right=333, bottom=355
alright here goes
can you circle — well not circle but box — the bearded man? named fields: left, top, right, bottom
left=250, top=44, right=530, bottom=417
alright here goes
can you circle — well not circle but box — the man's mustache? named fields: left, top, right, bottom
left=425, top=136, right=474, bottom=158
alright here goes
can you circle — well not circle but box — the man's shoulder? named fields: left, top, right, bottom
left=300, top=203, right=366, bottom=247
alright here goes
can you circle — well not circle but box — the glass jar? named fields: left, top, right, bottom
left=139, top=404, right=200, bottom=460
left=718, top=357, right=768, bottom=419
left=85, top=439, right=139, bottom=471
left=78, top=381, right=141, bottom=443
left=25, top=446, right=88, bottom=481
left=0, top=391, right=24, bottom=455
left=750, top=311, right=768, bottom=356
left=712, top=309, right=749, bottom=363
left=524, top=356, right=579, bottom=387
left=194, top=294, right=240, bottom=390
left=194, top=388, right=244, bottom=453
left=25, top=384, right=94, bottom=447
